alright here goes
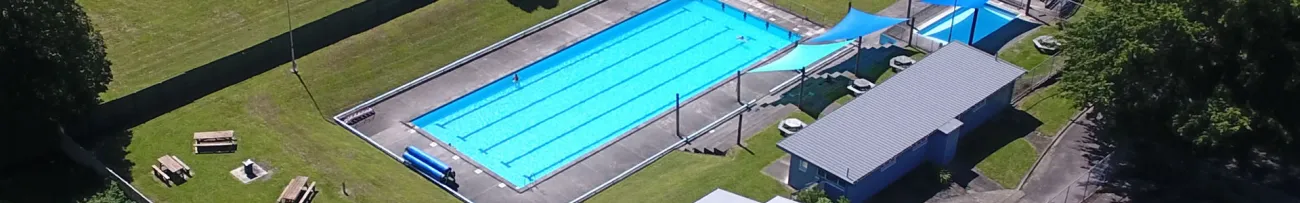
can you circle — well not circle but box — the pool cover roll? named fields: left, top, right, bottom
left=405, top=146, right=453, bottom=173
left=403, top=152, right=448, bottom=182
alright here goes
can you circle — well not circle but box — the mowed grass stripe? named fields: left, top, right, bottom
left=80, top=0, right=363, bottom=100
left=302, top=0, right=577, bottom=112
left=116, top=0, right=584, bottom=202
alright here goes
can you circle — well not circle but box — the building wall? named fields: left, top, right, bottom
left=840, top=139, right=930, bottom=203
left=787, top=155, right=820, bottom=190
left=785, top=80, right=1018, bottom=202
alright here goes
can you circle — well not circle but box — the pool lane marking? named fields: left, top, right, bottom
left=506, top=40, right=748, bottom=170
left=437, top=9, right=692, bottom=129
left=448, top=14, right=700, bottom=141
left=461, top=19, right=711, bottom=145
left=520, top=45, right=771, bottom=179
left=484, top=28, right=732, bottom=155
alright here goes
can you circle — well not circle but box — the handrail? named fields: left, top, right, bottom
left=571, top=36, right=854, bottom=203
left=755, top=0, right=827, bottom=27
left=331, top=1, right=612, bottom=202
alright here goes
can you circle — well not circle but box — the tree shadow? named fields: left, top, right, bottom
left=1071, top=119, right=1300, bottom=201
left=507, top=0, right=559, bottom=13
left=753, top=46, right=911, bottom=117
left=81, top=0, right=439, bottom=135
left=0, top=150, right=124, bottom=202
left=866, top=163, right=955, bottom=203
left=972, top=18, right=1041, bottom=54
left=86, top=130, right=137, bottom=182
left=1078, top=113, right=1300, bottom=202
left=760, top=76, right=854, bottom=118
left=948, top=109, right=1042, bottom=171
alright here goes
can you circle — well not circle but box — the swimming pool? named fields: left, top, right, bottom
left=410, top=0, right=797, bottom=189
left=919, top=4, right=1016, bottom=44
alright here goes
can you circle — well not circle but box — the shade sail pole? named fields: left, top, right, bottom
left=855, top=36, right=862, bottom=74
left=946, top=0, right=957, bottom=44
left=907, top=0, right=914, bottom=45
left=968, top=7, right=979, bottom=44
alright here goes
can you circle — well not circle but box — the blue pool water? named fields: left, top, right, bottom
left=919, top=5, right=1016, bottom=44
left=410, top=0, right=796, bottom=188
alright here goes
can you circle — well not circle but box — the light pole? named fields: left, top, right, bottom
left=286, top=0, right=326, bottom=120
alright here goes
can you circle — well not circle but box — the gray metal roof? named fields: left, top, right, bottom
left=695, top=189, right=760, bottom=203
left=776, top=43, right=1025, bottom=183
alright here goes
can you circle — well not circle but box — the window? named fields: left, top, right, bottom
left=798, top=159, right=808, bottom=172
left=969, top=99, right=987, bottom=114
left=879, top=158, right=896, bottom=172
left=911, top=137, right=928, bottom=151
left=817, top=170, right=851, bottom=187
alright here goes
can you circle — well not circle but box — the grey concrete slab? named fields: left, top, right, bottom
left=763, top=155, right=792, bottom=184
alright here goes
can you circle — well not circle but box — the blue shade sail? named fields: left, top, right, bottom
left=749, top=40, right=853, bottom=73
left=922, top=0, right=987, bottom=7
left=804, top=9, right=907, bottom=44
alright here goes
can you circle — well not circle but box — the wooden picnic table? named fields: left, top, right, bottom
left=278, top=176, right=316, bottom=203
left=157, top=155, right=190, bottom=174
left=152, top=155, right=192, bottom=186
left=193, top=130, right=238, bottom=154
left=193, top=130, right=235, bottom=142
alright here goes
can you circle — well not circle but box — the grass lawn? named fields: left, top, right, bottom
left=116, top=0, right=585, bottom=202
left=589, top=111, right=814, bottom=202
left=995, top=26, right=1061, bottom=75
left=1017, top=84, right=1078, bottom=136
left=765, top=0, right=897, bottom=26
left=834, top=94, right=855, bottom=104
left=974, top=138, right=1036, bottom=187
left=80, top=0, right=363, bottom=100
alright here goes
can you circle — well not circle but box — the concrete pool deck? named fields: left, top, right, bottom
left=337, top=0, right=832, bottom=202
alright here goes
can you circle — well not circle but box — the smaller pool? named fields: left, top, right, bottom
left=919, top=4, right=1016, bottom=44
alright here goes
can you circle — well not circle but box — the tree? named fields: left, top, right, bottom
left=0, top=0, right=112, bottom=159
left=1058, top=0, right=1300, bottom=200
left=794, top=184, right=829, bottom=203
left=793, top=184, right=853, bottom=203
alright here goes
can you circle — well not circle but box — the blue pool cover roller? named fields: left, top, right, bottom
left=804, top=9, right=907, bottom=44
left=405, top=146, right=453, bottom=174
left=403, top=152, right=449, bottom=182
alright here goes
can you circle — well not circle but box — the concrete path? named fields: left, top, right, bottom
left=1019, top=116, right=1099, bottom=203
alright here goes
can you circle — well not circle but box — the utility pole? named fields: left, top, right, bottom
left=285, top=0, right=326, bottom=120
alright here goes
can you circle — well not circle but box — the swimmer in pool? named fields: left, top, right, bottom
left=513, top=74, right=520, bottom=84
left=737, top=35, right=747, bottom=42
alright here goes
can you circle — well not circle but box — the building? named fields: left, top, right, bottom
left=695, top=188, right=799, bottom=203
left=776, top=43, right=1025, bottom=202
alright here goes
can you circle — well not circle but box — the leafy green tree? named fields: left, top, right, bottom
left=1058, top=0, right=1299, bottom=200
left=0, top=0, right=112, bottom=156
left=794, top=184, right=829, bottom=203
left=79, top=181, right=136, bottom=203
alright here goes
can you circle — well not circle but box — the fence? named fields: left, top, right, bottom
left=1008, top=0, right=1095, bottom=102
left=756, top=0, right=828, bottom=27
left=1009, top=52, right=1063, bottom=102
left=1046, top=153, right=1111, bottom=203
left=57, top=128, right=154, bottom=203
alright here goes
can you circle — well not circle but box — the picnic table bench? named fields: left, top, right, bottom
left=278, top=176, right=318, bottom=203
left=152, top=155, right=192, bottom=186
left=193, top=130, right=237, bottom=154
